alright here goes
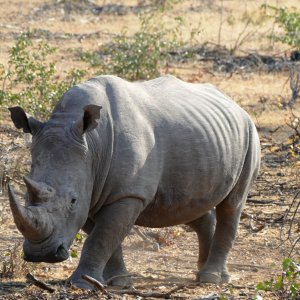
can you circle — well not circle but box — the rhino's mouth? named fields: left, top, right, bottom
left=23, top=242, right=69, bottom=263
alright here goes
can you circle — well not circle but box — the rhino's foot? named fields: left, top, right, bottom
left=70, top=278, right=98, bottom=290
left=197, top=271, right=231, bottom=284
left=69, top=273, right=106, bottom=290
left=70, top=275, right=132, bottom=290
left=106, top=273, right=133, bottom=287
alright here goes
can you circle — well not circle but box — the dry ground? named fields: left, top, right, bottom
left=0, top=0, right=300, bottom=299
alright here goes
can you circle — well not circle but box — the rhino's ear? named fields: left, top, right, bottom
left=74, top=104, right=102, bottom=135
left=8, top=106, right=43, bottom=135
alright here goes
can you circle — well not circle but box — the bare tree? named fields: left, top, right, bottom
left=288, top=63, right=300, bottom=108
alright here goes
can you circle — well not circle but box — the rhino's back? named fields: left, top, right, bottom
left=140, top=75, right=249, bottom=154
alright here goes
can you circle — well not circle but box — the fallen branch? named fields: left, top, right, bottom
left=133, top=227, right=161, bottom=251
left=288, top=236, right=300, bottom=257
left=82, top=273, right=185, bottom=299
left=242, top=211, right=285, bottom=224
left=247, top=199, right=274, bottom=205
left=134, top=227, right=155, bottom=245
left=0, top=282, right=27, bottom=289
left=81, top=274, right=109, bottom=295
left=26, top=273, right=55, bottom=293
left=110, top=284, right=185, bottom=299
left=228, top=263, right=277, bottom=270
left=229, top=283, right=256, bottom=290
left=247, top=199, right=289, bottom=206
left=280, top=191, right=300, bottom=248
left=249, top=220, right=267, bottom=233
left=195, top=293, right=220, bottom=300
left=286, top=195, right=300, bottom=241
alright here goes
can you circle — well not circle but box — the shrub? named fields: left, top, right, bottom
left=81, top=17, right=186, bottom=81
left=256, top=258, right=300, bottom=299
left=0, top=32, right=86, bottom=120
left=264, top=5, right=300, bottom=50
left=262, top=6, right=300, bottom=107
left=80, top=1, right=198, bottom=81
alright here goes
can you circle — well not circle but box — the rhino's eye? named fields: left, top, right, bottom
left=71, top=198, right=77, bottom=205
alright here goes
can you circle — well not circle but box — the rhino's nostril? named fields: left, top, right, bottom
left=55, top=244, right=69, bottom=260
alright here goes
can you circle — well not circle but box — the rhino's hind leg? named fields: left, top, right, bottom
left=186, top=210, right=216, bottom=270
left=103, top=245, right=132, bottom=287
left=197, top=144, right=260, bottom=284
left=196, top=197, right=243, bottom=284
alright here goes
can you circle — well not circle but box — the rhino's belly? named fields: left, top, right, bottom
left=135, top=196, right=219, bottom=228
left=135, top=167, right=239, bottom=228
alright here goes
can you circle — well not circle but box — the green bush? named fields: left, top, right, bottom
left=80, top=1, right=197, bottom=81
left=0, top=33, right=86, bottom=120
left=256, top=258, right=300, bottom=299
left=81, top=17, right=186, bottom=81
left=97, top=30, right=173, bottom=81
left=264, top=5, right=300, bottom=50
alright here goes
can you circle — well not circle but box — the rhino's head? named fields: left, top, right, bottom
left=8, top=104, right=101, bottom=263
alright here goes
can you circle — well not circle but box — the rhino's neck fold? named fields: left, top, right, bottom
left=86, top=107, right=114, bottom=217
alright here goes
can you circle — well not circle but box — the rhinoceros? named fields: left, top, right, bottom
left=8, top=75, right=260, bottom=289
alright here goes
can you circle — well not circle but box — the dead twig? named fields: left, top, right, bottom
left=268, top=125, right=283, bottom=134
left=134, top=227, right=154, bottom=245
left=247, top=199, right=274, bottom=205
left=26, top=273, right=55, bottom=293
left=280, top=191, right=300, bottom=243
left=288, top=236, right=300, bottom=257
left=249, top=220, right=267, bottom=233
left=228, top=263, right=276, bottom=270
left=0, top=282, right=28, bottom=289
left=242, top=211, right=285, bottom=224
left=229, top=283, right=256, bottom=290
left=286, top=113, right=300, bottom=137
left=217, top=0, right=224, bottom=46
left=195, top=294, right=220, bottom=300
left=110, top=284, right=185, bottom=299
left=81, top=274, right=109, bottom=295
left=134, top=227, right=160, bottom=250
left=247, top=199, right=288, bottom=206
left=231, top=20, right=257, bottom=55
left=287, top=200, right=300, bottom=234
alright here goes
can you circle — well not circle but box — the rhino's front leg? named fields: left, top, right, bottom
left=70, top=198, right=144, bottom=289
left=82, top=218, right=132, bottom=287
left=103, top=244, right=132, bottom=287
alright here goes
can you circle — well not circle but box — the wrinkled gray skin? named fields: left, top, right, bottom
left=8, top=75, right=260, bottom=289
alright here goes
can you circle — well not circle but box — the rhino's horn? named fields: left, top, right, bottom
left=8, top=183, right=53, bottom=241
left=23, top=176, right=55, bottom=201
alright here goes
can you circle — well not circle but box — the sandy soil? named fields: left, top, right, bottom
left=0, top=1, right=299, bottom=299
